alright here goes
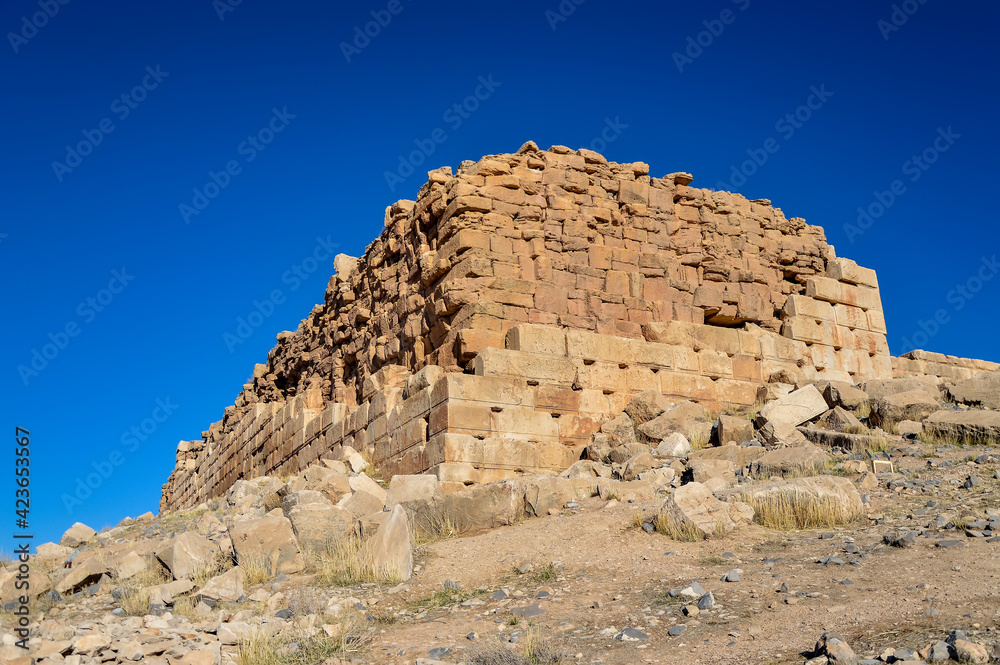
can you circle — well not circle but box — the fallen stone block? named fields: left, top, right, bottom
left=658, top=482, right=753, bottom=539
left=870, top=389, right=939, bottom=427
left=750, top=443, right=831, bottom=479
left=156, top=532, right=219, bottom=581
left=757, top=385, right=827, bottom=427
left=358, top=504, right=413, bottom=582
left=229, top=513, right=304, bottom=575
left=946, top=371, right=1000, bottom=409
left=923, top=409, right=1000, bottom=444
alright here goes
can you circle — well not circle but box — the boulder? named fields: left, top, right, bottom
left=624, top=389, right=672, bottom=424
left=946, top=371, right=1000, bottom=409
left=72, top=633, right=111, bottom=655
left=690, top=458, right=736, bottom=487
left=622, top=452, right=656, bottom=481
left=386, top=475, right=442, bottom=508
left=757, top=385, right=827, bottom=427
left=36, top=542, right=74, bottom=560
left=861, top=377, right=939, bottom=401
left=586, top=433, right=613, bottom=462
left=283, top=491, right=354, bottom=552
left=608, top=442, right=651, bottom=464
left=816, top=632, right=860, bottom=665
left=638, top=467, right=676, bottom=490
left=59, top=523, right=96, bottom=548
left=638, top=401, right=710, bottom=443
left=655, top=432, right=691, bottom=457
left=229, top=513, right=304, bottom=575
left=823, top=382, right=869, bottom=411
left=156, top=532, right=219, bottom=580
left=197, top=566, right=243, bottom=603
left=56, top=557, right=109, bottom=594
left=896, top=419, right=923, bottom=437
left=147, top=579, right=195, bottom=605
left=870, top=390, right=939, bottom=427
left=689, top=444, right=766, bottom=468
left=658, top=482, right=753, bottom=538
left=757, top=382, right=794, bottom=403
left=923, top=409, right=1000, bottom=444
left=818, top=406, right=865, bottom=433
left=601, top=412, right=637, bottom=447
left=337, top=474, right=387, bottom=518
left=300, top=465, right=352, bottom=502
left=411, top=480, right=525, bottom=535
left=358, top=505, right=413, bottom=581
left=524, top=477, right=584, bottom=517
left=560, top=460, right=611, bottom=479
left=758, top=419, right=808, bottom=447
left=952, top=639, right=989, bottom=664
left=716, top=415, right=754, bottom=445
left=115, top=552, right=148, bottom=580
left=750, top=443, right=831, bottom=479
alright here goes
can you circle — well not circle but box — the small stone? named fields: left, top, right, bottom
left=697, top=592, right=715, bottom=609
left=668, top=625, right=686, bottom=637
left=721, top=569, right=742, bottom=583
left=616, top=628, right=650, bottom=641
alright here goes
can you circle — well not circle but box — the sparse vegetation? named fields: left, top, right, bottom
left=654, top=513, right=706, bottom=541
left=309, top=536, right=400, bottom=587
left=411, top=504, right=461, bottom=544
left=192, top=550, right=234, bottom=586
left=854, top=400, right=872, bottom=420
left=699, top=555, right=728, bottom=566
left=114, top=557, right=170, bottom=616
left=467, top=632, right=562, bottom=665
left=413, top=586, right=485, bottom=610
left=741, top=490, right=863, bottom=530
left=237, top=619, right=372, bottom=665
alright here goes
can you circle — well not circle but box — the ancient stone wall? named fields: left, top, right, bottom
left=162, top=142, right=899, bottom=512
left=892, top=350, right=1000, bottom=383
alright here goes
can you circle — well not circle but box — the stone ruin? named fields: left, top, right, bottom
left=160, top=141, right=999, bottom=512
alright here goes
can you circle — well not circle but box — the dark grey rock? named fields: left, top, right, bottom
left=616, top=628, right=649, bottom=641
left=668, top=625, right=686, bottom=637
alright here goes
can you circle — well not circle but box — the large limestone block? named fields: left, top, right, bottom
left=946, top=371, right=1000, bottom=409
left=758, top=385, right=827, bottom=427
left=750, top=443, right=831, bottom=479
left=230, top=513, right=304, bottom=575
left=473, top=347, right=576, bottom=386
left=59, top=523, right=96, bottom=548
left=386, top=475, right=443, bottom=508
left=826, top=257, right=879, bottom=289
left=433, top=480, right=525, bottom=533
left=358, top=505, right=413, bottom=581
left=505, top=324, right=567, bottom=356
left=197, top=566, right=244, bottom=603
left=923, top=409, right=1000, bottom=443
left=870, top=390, right=939, bottom=427
left=658, top=482, right=753, bottom=538
left=156, top=532, right=219, bottom=580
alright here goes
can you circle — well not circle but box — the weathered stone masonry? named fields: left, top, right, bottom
left=160, top=142, right=994, bottom=512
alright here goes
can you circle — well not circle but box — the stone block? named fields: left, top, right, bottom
left=505, top=324, right=567, bottom=356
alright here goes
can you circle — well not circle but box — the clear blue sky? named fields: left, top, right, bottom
left=3, top=0, right=998, bottom=549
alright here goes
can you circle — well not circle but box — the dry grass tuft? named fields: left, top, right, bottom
left=741, top=490, right=863, bottom=530
left=309, top=536, right=400, bottom=587
left=191, top=550, right=234, bottom=587
left=237, top=554, right=273, bottom=587
left=654, top=513, right=706, bottom=542
left=466, top=631, right=562, bottom=664
left=854, top=400, right=872, bottom=420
